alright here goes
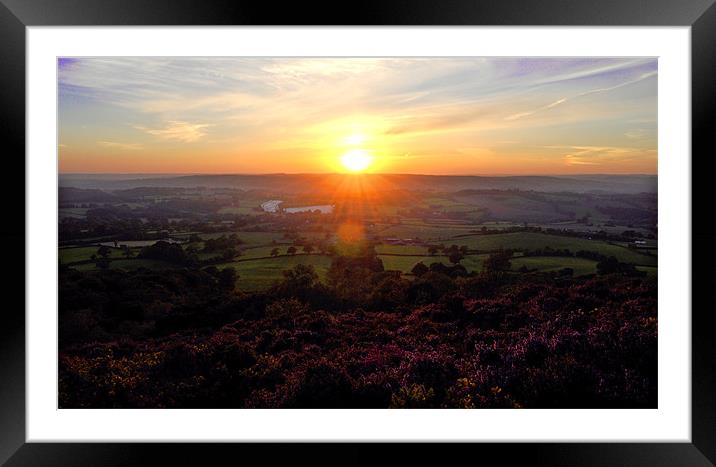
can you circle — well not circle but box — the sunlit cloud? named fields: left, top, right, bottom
left=505, top=98, right=568, bottom=121
left=624, top=129, right=653, bottom=140
left=97, top=141, right=143, bottom=151
left=505, top=70, right=657, bottom=122
left=547, top=145, right=657, bottom=167
left=134, top=121, right=210, bottom=143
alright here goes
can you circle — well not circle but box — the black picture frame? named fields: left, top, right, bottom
left=1, top=1, right=714, bottom=465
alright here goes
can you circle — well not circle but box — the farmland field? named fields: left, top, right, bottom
left=374, top=223, right=479, bottom=241
left=446, top=232, right=657, bottom=266
left=217, top=206, right=259, bottom=215
left=184, top=231, right=289, bottom=245
left=71, top=258, right=175, bottom=271
left=379, top=253, right=492, bottom=274
left=636, top=266, right=658, bottom=277
left=214, top=254, right=332, bottom=291
left=58, top=207, right=89, bottom=219
left=510, top=256, right=599, bottom=276
left=59, top=246, right=127, bottom=263
left=237, top=245, right=318, bottom=259
left=375, top=244, right=433, bottom=255
left=98, top=239, right=184, bottom=248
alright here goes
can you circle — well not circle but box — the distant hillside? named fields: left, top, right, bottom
left=59, top=173, right=657, bottom=194
left=58, top=186, right=120, bottom=204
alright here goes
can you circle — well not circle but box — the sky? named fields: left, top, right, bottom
left=58, top=57, right=657, bottom=175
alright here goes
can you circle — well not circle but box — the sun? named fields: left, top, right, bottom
left=344, top=133, right=365, bottom=145
left=340, top=149, right=373, bottom=172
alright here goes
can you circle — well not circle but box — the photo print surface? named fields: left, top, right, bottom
left=57, top=57, right=658, bottom=408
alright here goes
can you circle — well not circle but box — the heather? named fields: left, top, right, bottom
left=59, top=255, right=657, bottom=408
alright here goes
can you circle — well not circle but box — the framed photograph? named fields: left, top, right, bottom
left=3, top=0, right=715, bottom=464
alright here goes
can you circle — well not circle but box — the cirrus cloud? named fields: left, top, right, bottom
left=134, top=120, right=211, bottom=143
left=97, top=141, right=143, bottom=151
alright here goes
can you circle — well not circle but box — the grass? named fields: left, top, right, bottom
left=636, top=266, right=658, bottom=277
left=59, top=246, right=129, bottom=264
left=71, top=258, right=175, bottom=271
left=58, top=208, right=89, bottom=219
left=380, top=255, right=450, bottom=272
left=214, top=254, right=333, bottom=292
left=217, top=206, right=260, bottom=215
left=180, top=231, right=288, bottom=245
left=379, top=253, right=490, bottom=274
left=375, top=245, right=433, bottom=255
left=374, top=223, right=478, bottom=241
left=239, top=246, right=296, bottom=259
left=510, top=256, right=599, bottom=276
left=61, top=226, right=657, bottom=289
left=446, top=232, right=657, bottom=266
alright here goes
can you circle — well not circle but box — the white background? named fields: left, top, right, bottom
left=27, top=26, right=691, bottom=442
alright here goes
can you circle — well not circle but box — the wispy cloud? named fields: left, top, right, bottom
left=625, top=129, right=653, bottom=140
left=545, top=145, right=657, bottom=167
left=505, top=98, right=568, bottom=121
left=134, top=121, right=210, bottom=143
left=505, top=70, right=657, bottom=121
left=97, top=141, right=143, bottom=151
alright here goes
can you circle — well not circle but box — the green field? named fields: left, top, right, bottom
left=58, top=208, right=89, bottom=219
left=374, top=223, right=478, bottom=241
left=445, top=232, right=657, bottom=266
left=59, top=246, right=129, bottom=264
left=379, top=254, right=490, bottom=274
left=217, top=206, right=260, bottom=215
left=380, top=255, right=449, bottom=272
left=510, top=256, right=599, bottom=276
left=379, top=252, right=599, bottom=276
left=176, top=230, right=289, bottom=245
left=239, top=245, right=295, bottom=259
left=375, top=245, right=433, bottom=255
left=636, top=266, right=658, bottom=277
left=71, top=258, right=175, bottom=271
left=214, top=254, right=332, bottom=291
left=61, top=228, right=656, bottom=289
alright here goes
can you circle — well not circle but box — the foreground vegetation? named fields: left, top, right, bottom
left=59, top=246, right=656, bottom=408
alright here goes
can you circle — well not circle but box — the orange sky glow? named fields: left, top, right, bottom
left=58, top=57, right=658, bottom=175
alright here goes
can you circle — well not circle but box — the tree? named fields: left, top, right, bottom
left=596, top=256, right=644, bottom=276
left=448, top=251, right=464, bottom=265
left=428, top=245, right=439, bottom=256
left=303, top=244, right=314, bottom=254
left=287, top=246, right=297, bottom=255
left=459, top=245, right=469, bottom=256
left=221, top=247, right=237, bottom=261
left=218, top=267, right=238, bottom=290
left=444, top=244, right=461, bottom=258
left=95, top=257, right=111, bottom=269
left=139, top=240, right=197, bottom=267
left=483, top=249, right=512, bottom=273
left=411, top=262, right=429, bottom=277
left=97, top=245, right=112, bottom=259
left=596, top=256, right=620, bottom=275
left=270, top=248, right=280, bottom=257
left=272, top=264, right=322, bottom=300
left=122, top=246, right=133, bottom=258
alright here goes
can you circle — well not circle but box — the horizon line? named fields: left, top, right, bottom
left=58, top=172, right=658, bottom=177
